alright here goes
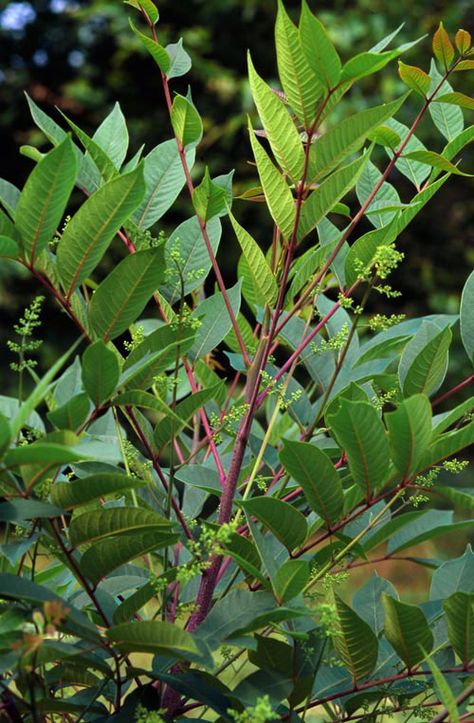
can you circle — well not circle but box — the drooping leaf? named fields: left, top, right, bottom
left=384, top=394, right=432, bottom=478
left=80, top=529, right=178, bottom=584
left=275, top=0, right=322, bottom=127
left=425, top=655, right=460, bottom=723
left=107, top=620, right=200, bottom=660
left=4, top=442, right=88, bottom=468
left=387, top=510, right=474, bottom=554
left=398, top=322, right=452, bottom=397
left=460, top=270, right=474, bottom=363
left=298, top=153, right=369, bottom=241
left=57, top=165, right=145, bottom=296
left=51, top=473, right=145, bottom=509
left=89, top=246, right=166, bottom=341
left=82, top=340, right=120, bottom=407
left=239, top=497, right=308, bottom=551
left=443, top=592, right=474, bottom=667
left=171, top=94, right=202, bottom=147
left=60, top=112, right=118, bottom=182
left=398, top=62, right=431, bottom=96
left=124, top=0, right=159, bottom=25
left=229, top=211, right=277, bottom=307
left=132, top=140, right=195, bottom=229
left=299, top=0, right=341, bottom=89
left=69, top=507, right=172, bottom=547
left=332, top=594, right=378, bottom=682
left=248, top=53, right=304, bottom=181
left=279, top=440, right=343, bottom=525
left=16, top=137, right=77, bottom=262
left=327, top=399, right=390, bottom=496
left=382, top=594, right=433, bottom=669
left=384, top=118, right=431, bottom=188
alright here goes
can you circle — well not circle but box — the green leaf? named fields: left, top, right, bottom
left=89, top=246, right=166, bottom=341
left=353, top=572, right=399, bottom=635
left=47, top=392, right=89, bottom=431
left=4, top=442, right=88, bottom=468
left=327, top=399, right=390, bottom=495
left=387, top=510, right=474, bottom=554
left=80, top=529, right=177, bottom=584
left=385, top=395, right=432, bottom=478
left=298, top=153, right=369, bottom=241
left=51, top=472, right=144, bottom=509
left=399, top=322, right=452, bottom=397
left=455, top=29, right=472, bottom=54
left=0, top=178, right=20, bottom=218
left=0, top=412, right=11, bottom=457
left=275, top=0, right=322, bottom=127
left=0, top=574, right=99, bottom=641
left=113, top=390, right=183, bottom=428
left=69, top=507, right=172, bottom=547
left=248, top=53, right=304, bottom=181
left=239, top=497, right=308, bottom=551
left=385, top=118, right=431, bottom=188
left=0, top=499, right=63, bottom=522
left=60, top=111, right=118, bottom=182
left=367, top=126, right=401, bottom=148
left=124, top=0, right=159, bottom=24
left=161, top=215, right=220, bottom=303
left=424, top=654, right=460, bottom=723
left=420, top=420, right=474, bottom=469
left=435, top=91, right=474, bottom=110
left=133, top=140, right=195, bottom=230
left=166, top=38, right=192, bottom=80
left=171, top=94, right=202, bottom=147
left=460, top=270, right=474, bottom=363
left=430, top=545, right=474, bottom=599
left=121, top=324, right=195, bottom=389
left=309, top=95, right=407, bottom=182
left=332, top=594, right=378, bottom=682
left=0, top=235, right=20, bottom=258
left=274, top=560, right=309, bottom=602
left=443, top=592, right=474, bottom=668
left=16, top=137, right=77, bottom=262
left=398, top=62, right=431, bottom=96
left=403, top=150, right=471, bottom=176
left=189, top=281, right=242, bottom=359
left=433, top=22, right=455, bottom=69
left=382, top=594, right=433, bottom=669
left=113, top=582, right=155, bottom=624
left=345, top=215, right=399, bottom=286
left=341, top=50, right=399, bottom=83
left=192, top=167, right=227, bottom=222
left=279, top=440, right=343, bottom=525
left=229, top=212, right=277, bottom=307
left=299, top=0, right=341, bottom=89
left=9, top=337, right=81, bottom=441
left=429, top=60, right=463, bottom=142
left=107, top=620, right=200, bottom=659
left=153, top=382, right=224, bottom=449
left=82, top=340, right=120, bottom=407
left=129, top=19, right=170, bottom=74
left=249, top=122, right=296, bottom=240
left=57, top=165, right=145, bottom=297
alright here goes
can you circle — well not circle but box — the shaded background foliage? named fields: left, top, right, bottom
left=0, top=0, right=473, bottom=389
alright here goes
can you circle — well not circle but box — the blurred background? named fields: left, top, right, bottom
left=0, top=0, right=473, bottom=393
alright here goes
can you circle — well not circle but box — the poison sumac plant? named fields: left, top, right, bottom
left=0, top=1, right=473, bottom=720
